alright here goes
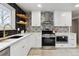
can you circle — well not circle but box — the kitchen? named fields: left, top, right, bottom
left=0, top=3, right=78, bottom=56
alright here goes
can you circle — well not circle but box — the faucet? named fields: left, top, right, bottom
left=3, top=24, right=12, bottom=38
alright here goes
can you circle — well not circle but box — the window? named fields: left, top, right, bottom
left=0, top=4, right=11, bottom=26
left=0, top=4, right=15, bottom=30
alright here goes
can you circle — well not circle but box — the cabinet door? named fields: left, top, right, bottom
left=56, top=44, right=68, bottom=48
left=10, top=35, right=34, bottom=56
left=29, top=34, right=35, bottom=48
left=33, top=33, right=42, bottom=48
left=54, top=11, right=72, bottom=26
left=68, top=34, right=77, bottom=47
left=10, top=40, right=25, bottom=56
left=54, top=11, right=64, bottom=26
left=22, top=37, right=29, bottom=55
left=29, top=34, right=36, bottom=48
left=32, top=11, right=41, bottom=26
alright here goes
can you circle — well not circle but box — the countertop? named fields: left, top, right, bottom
left=0, top=32, right=76, bottom=51
left=0, top=33, right=32, bottom=51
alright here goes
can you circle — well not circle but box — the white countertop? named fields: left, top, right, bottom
left=0, top=33, right=32, bottom=51
left=0, top=32, right=76, bottom=51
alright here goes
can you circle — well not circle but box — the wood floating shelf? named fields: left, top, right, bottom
left=16, top=14, right=30, bottom=19
left=17, top=22, right=27, bottom=25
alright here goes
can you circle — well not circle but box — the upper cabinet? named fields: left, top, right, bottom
left=0, top=4, right=15, bottom=30
left=31, top=11, right=41, bottom=26
left=54, top=11, right=72, bottom=26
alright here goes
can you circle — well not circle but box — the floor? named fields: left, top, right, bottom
left=28, top=48, right=79, bottom=56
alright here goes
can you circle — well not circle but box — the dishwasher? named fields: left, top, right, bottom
left=0, top=47, right=10, bottom=56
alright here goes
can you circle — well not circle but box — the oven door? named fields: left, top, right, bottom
left=56, top=36, right=68, bottom=43
left=42, top=37, right=55, bottom=46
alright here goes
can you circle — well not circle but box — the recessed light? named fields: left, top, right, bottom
left=37, top=4, right=42, bottom=8
left=75, top=4, right=79, bottom=7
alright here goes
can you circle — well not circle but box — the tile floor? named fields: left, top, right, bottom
left=28, top=48, right=79, bottom=56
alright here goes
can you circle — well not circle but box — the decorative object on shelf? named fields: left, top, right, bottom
left=21, top=30, right=24, bottom=34
left=17, top=28, right=20, bottom=31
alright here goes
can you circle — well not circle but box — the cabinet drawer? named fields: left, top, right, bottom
left=68, top=44, right=76, bottom=47
left=68, top=39, right=76, bottom=44
left=56, top=44, right=68, bottom=47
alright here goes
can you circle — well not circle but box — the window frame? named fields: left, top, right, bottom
left=0, top=3, right=15, bottom=30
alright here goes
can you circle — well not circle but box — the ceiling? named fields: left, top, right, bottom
left=16, top=3, right=79, bottom=17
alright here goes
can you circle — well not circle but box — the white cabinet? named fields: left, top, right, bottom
left=34, top=33, right=42, bottom=48
left=30, top=34, right=36, bottom=48
left=31, top=33, right=42, bottom=48
left=31, top=11, right=41, bottom=26
left=56, top=44, right=68, bottom=48
left=10, top=35, right=31, bottom=56
left=10, top=39, right=26, bottom=56
left=68, top=34, right=77, bottom=47
left=24, top=35, right=31, bottom=55
left=54, top=11, right=72, bottom=26
left=10, top=33, right=42, bottom=56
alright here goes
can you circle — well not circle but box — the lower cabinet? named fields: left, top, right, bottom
left=10, top=35, right=31, bottom=56
left=31, top=33, right=42, bottom=48
left=10, top=40, right=26, bottom=56
left=56, top=44, right=69, bottom=48
left=0, top=32, right=42, bottom=56
left=56, top=33, right=76, bottom=48
left=34, top=33, right=42, bottom=48
left=10, top=32, right=42, bottom=56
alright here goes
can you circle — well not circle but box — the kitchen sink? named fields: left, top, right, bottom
left=7, top=36, right=23, bottom=39
left=0, top=36, right=23, bottom=42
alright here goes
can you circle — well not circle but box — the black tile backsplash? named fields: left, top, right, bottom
left=0, top=30, right=17, bottom=38
left=0, top=31, right=3, bottom=37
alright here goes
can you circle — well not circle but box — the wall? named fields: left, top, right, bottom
left=41, top=11, right=53, bottom=23
left=71, top=19, right=79, bottom=44
left=41, top=11, right=53, bottom=31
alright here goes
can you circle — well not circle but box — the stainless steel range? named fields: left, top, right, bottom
left=42, top=31, right=56, bottom=49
